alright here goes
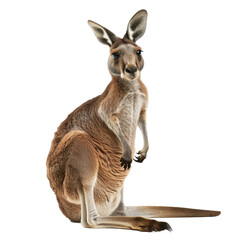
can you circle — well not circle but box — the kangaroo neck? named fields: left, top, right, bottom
left=111, top=75, right=141, bottom=93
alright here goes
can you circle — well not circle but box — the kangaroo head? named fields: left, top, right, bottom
left=88, top=10, right=147, bottom=81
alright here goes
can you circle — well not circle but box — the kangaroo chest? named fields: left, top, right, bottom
left=117, top=91, right=145, bottom=147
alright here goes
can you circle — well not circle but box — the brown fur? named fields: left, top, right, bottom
left=47, top=76, right=144, bottom=221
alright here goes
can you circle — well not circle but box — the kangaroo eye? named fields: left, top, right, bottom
left=112, top=52, right=120, bottom=59
left=136, top=50, right=142, bottom=56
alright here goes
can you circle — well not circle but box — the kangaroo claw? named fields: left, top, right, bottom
left=134, top=151, right=147, bottom=163
left=120, top=157, right=132, bottom=169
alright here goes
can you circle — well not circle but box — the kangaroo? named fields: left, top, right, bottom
left=46, top=10, right=220, bottom=232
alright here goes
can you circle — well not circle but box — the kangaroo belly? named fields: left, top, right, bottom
left=92, top=144, right=128, bottom=216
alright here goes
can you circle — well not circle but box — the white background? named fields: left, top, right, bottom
left=0, top=0, right=239, bottom=239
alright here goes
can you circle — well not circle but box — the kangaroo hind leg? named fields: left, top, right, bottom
left=80, top=184, right=171, bottom=232
left=58, top=130, right=99, bottom=224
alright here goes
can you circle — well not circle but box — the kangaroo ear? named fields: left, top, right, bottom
left=88, top=20, right=117, bottom=47
left=124, top=10, right=148, bottom=42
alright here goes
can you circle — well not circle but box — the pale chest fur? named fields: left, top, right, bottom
left=116, top=91, right=145, bottom=149
left=98, top=83, right=147, bottom=154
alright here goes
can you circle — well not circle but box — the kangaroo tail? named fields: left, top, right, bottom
left=125, top=206, right=221, bottom=218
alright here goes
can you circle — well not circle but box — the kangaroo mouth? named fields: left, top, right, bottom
left=121, top=68, right=139, bottom=81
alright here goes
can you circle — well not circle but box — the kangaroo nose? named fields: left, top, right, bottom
left=125, top=65, right=137, bottom=74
